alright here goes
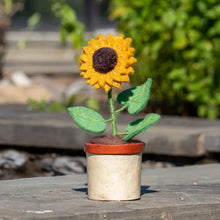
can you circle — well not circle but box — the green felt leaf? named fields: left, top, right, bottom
left=117, top=79, right=152, bottom=114
left=67, top=106, right=106, bottom=134
left=123, top=113, right=161, bottom=141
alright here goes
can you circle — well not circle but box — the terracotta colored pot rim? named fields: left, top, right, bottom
left=84, top=142, right=144, bottom=155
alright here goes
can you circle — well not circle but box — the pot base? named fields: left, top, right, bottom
left=86, top=153, right=142, bottom=201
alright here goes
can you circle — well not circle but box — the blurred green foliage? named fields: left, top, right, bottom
left=27, top=12, right=41, bottom=30
left=51, top=0, right=85, bottom=49
left=28, top=98, right=68, bottom=112
left=0, top=0, right=24, bottom=16
left=28, top=94, right=76, bottom=112
left=86, top=98, right=101, bottom=112
left=109, top=0, right=220, bottom=118
left=16, top=0, right=85, bottom=51
left=28, top=95, right=100, bottom=112
left=17, top=12, right=41, bottom=49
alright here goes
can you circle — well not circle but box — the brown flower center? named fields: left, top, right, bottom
left=92, top=47, right=118, bottom=73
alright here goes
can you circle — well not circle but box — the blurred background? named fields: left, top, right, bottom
left=1, top=0, right=220, bottom=118
left=0, top=0, right=220, bottom=180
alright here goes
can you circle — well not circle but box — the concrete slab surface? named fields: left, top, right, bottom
left=0, top=106, right=220, bottom=156
left=0, top=164, right=219, bottom=219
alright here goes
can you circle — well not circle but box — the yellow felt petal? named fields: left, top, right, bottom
left=90, top=74, right=99, bottom=85
left=127, top=57, right=137, bottom=66
left=80, top=63, right=89, bottom=71
left=104, top=83, right=112, bottom=92
left=80, top=54, right=89, bottom=62
left=111, top=70, right=118, bottom=78
left=94, top=83, right=101, bottom=90
left=98, top=75, right=106, bottom=87
left=83, top=46, right=93, bottom=55
left=90, top=39, right=101, bottom=49
left=127, top=67, right=134, bottom=75
left=114, top=74, right=123, bottom=82
left=97, top=34, right=105, bottom=40
left=116, top=34, right=124, bottom=40
left=113, top=81, right=121, bottom=89
left=112, top=35, right=124, bottom=48
left=80, top=71, right=85, bottom=76
left=115, top=49, right=125, bottom=58
left=107, top=33, right=114, bottom=39
left=87, top=42, right=97, bottom=51
left=82, top=71, right=92, bottom=79
left=128, top=47, right=135, bottom=56
left=97, top=36, right=109, bottom=47
left=119, top=74, right=130, bottom=82
left=112, top=69, right=126, bottom=81
left=123, top=38, right=132, bottom=48
left=105, top=74, right=113, bottom=85
left=106, top=34, right=115, bottom=47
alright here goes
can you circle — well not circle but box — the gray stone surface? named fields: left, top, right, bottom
left=5, top=33, right=78, bottom=75
left=133, top=126, right=206, bottom=156
left=0, top=106, right=220, bottom=156
left=204, top=129, right=220, bottom=153
left=52, top=156, right=87, bottom=175
left=0, top=150, right=27, bottom=169
left=0, top=109, right=94, bottom=150
left=0, top=164, right=219, bottom=219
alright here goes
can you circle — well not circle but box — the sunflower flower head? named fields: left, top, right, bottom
left=80, top=34, right=137, bottom=92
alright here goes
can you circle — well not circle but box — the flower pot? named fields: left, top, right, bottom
left=84, top=142, right=144, bottom=201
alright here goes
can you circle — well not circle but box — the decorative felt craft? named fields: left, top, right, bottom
left=68, top=34, right=160, bottom=142
left=117, top=79, right=152, bottom=114
left=68, top=106, right=106, bottom=134
left=79, top=34, right=136, bottom=92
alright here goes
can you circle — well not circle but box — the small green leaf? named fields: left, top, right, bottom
left=67, top=106, right=106, bottom=133
left=117, top=79, right=152, bottom=114
left=124, top=113, right=161, bottom=141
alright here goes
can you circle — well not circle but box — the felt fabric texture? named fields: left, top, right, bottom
left=92, top=47, right=118, bottom=73
left=90, top=135, right=127, bottom=145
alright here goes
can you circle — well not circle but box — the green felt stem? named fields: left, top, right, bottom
left=104, top=118, right=113, bottom=123
left=114, top=105, right=128, bottom=115
left=116, top=132, right=128, bottom=136
left=108, top=89, right=117, bottom=136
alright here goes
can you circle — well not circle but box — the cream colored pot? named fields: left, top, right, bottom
left=84, top=142, right=144, bottom=201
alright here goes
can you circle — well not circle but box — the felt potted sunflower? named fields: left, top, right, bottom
left=68, top=34, right=160, bottom=201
